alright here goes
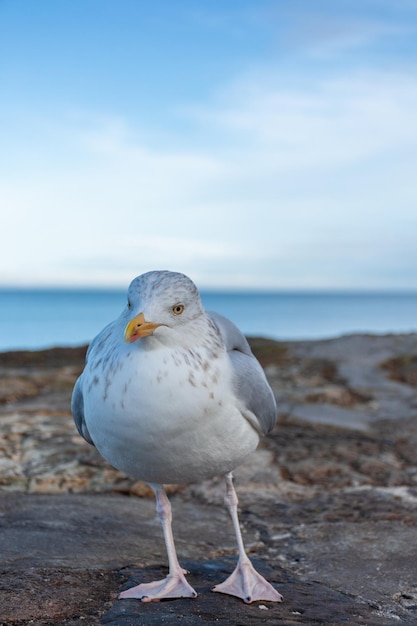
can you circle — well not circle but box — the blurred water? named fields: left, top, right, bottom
left=0, top=288, right=417, bottom=351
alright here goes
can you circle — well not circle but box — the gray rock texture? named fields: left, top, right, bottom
left=1, top=335, right=417, bottom=624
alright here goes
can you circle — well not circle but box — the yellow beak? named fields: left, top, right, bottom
left=124, top=312, right=161, bottom=343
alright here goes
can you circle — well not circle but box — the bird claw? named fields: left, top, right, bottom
left=119, top=571, right=197, bottom=602
left=212, top=558, right=283, bottom=604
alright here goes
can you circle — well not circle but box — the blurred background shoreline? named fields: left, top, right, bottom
left=1, top=287, right=417, bottom=351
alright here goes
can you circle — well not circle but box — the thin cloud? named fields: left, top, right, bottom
left=1, top=1, right=417, bottom=288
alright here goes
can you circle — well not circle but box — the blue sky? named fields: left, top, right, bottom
left=1, top=0, right=417, bottom=289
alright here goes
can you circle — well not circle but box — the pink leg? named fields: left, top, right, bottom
left=212, top=473, right=283, bottom=604
left=119, top=484, right=197, bottom=602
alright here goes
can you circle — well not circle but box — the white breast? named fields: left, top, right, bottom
left=83, top=342, right=259, bottom=484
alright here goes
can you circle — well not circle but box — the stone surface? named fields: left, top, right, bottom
left=0, top=335, right=417, bottom=624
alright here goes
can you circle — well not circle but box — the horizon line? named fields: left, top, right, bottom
left=1, top=284, right=417, bottom=295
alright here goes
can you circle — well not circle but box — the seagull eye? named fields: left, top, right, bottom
left=172, top=304, right=185, bottom=315
left=127, top=300, right=132, bottom=310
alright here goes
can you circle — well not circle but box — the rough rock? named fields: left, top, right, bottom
left=1, top=334, right=417, bottom=624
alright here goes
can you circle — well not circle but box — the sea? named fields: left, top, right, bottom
left=1, top=288, right=417, bottom=352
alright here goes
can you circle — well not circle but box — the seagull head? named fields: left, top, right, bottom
left=123, top=270, right=210, bottom=347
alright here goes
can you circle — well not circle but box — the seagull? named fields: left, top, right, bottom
left=71, top=270, right=282, bottom=604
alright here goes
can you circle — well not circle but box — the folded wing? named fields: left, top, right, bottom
left=208, top=311, right=277, bottom=436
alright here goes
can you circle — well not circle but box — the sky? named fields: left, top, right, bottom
left=1, top=0, right=417, bottom=290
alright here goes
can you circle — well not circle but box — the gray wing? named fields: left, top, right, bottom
left=208, top=311, right=277, bottom=435
left=71, top=320, right=116, bottom=446
left=71, top=375, right=94, bottom=446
